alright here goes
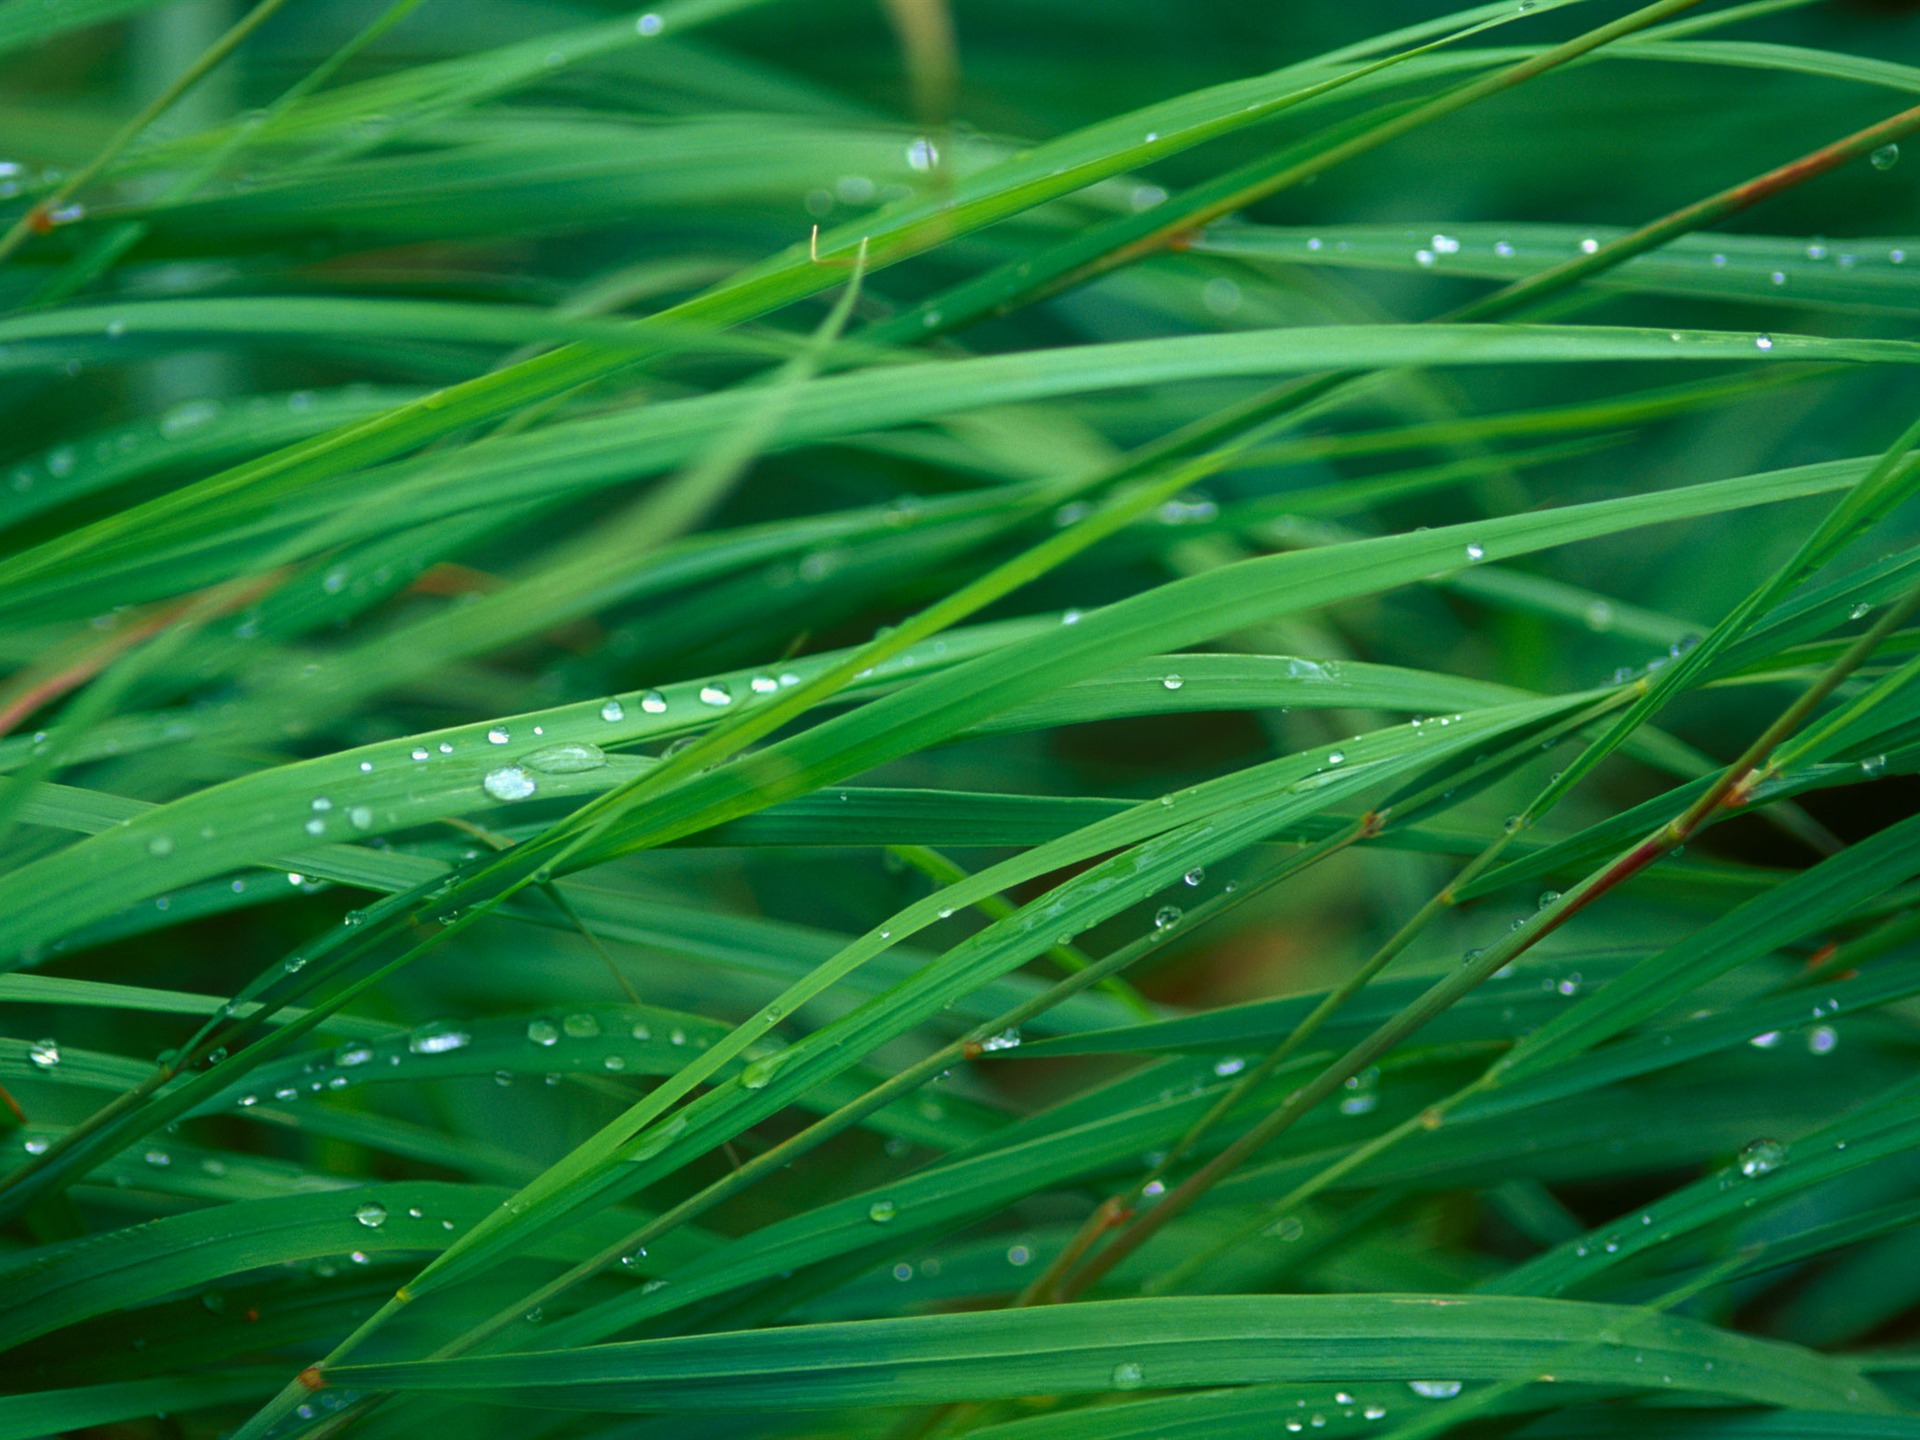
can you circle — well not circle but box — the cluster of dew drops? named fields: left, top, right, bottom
left=474, top=671, right=810, bottom=805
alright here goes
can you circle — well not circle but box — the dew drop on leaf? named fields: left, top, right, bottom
left=482, top=766, right=536, bottom=802
left=524, top=742, right=607, bottom=774
left=1737, top=1137, right=1786, bottom=1177
left=407, top=1023, right=470, bottom=1055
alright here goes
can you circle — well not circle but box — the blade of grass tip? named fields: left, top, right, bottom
left=1143, top=584, right=1920, bottom=1295
left=886, top=845, right=1157, bottom=1021
left=28, top=0, right=436, bottom=307
left=0, top=0, right=295, bottom=270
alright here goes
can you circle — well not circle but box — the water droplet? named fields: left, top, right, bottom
left=1754, top=334, right=1774, bottom=351
left=1408, top=1381, right=1462, bottom=1400
left=1364, top=1405, right=1388, bottom=1420
left=978, top=1027, right=1022, bottom=1053
left=1327, top=750, right=1345, bottom=766
left=1112, top=1361, right=1145, bottom=1389
left=1183, top=866, right=1205, bottom=886
left=1162, top=673, right=1183, bottom=691
left=407, top=1023, right=470, bottom=1055
left=740, top=1054, right=782, bottom=1088
left=1464, top=542, right=1485, bottom=562
left=1872, top=142, right=1900, bottom=171
left=1580, top=237, right=1600, bottom=254
left=1749, top=1031, right=1781, bottom=1049
left=1808, top=1025, right=1838, bottom=1055
left=1154, top=905, right=1182, bottom=930
left=600, top=698, right=625, bottom=722
left=636, top=12, right=663, bottom=34
left=1213, top=1056, right=1246, bottom=1077
left=750, top=674, right=779, bottom=694
left=147, top=834, right=175, bottom=857
left=1861, top=754, right=1887, bottom=777
left=348, top=805, right=374, bottom=831
left=482, top=766, right=536, bottom=802
left=336, top=1043, right=374, bottom=1067
left=1737, top=1137, right=1786, bottom=1177
left=523, top=741, right=607, bottom=774
left=905, top=137, right=938, bottom=171
left=699, top=682, right=733, bottom=707
left=527, top=1019, right=559, bottom=1046
left=562, top=1013, right=602, bottom=1039
left=486, top=726, right=511, bottom=745
left=355, top=1201, right=388, bottom=1229
left=868, top=1199, right=897, bottom=1224
left=28, top=1038, right=58, bottom=1069
left=410, top=746, right=430, bottom=762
